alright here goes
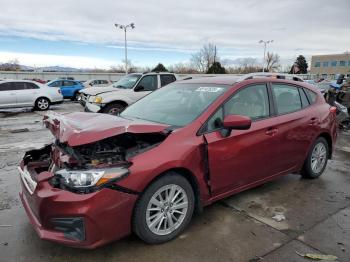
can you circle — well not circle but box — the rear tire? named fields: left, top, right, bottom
left=35, top=97, right=50, bottom=111
left=301, top=137, right=329, bottom=179
left=133, top=173, right=195, bottom=244
left=101, top=103, right=126, bottom=115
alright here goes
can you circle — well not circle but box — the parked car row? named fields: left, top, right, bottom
left=0, top=78, right=119, bottom=111
left=0, top=80, right=63, bottom=110
left=83, top=79, right=112, bottom=88
left=18, top=73, right=337, bottom=249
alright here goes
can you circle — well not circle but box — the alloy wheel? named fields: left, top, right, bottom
left=146, top=184, right=188, bottom=236
left=311, top=142, right=327, bottom=173
left=37, top=98, right=49, bottom=110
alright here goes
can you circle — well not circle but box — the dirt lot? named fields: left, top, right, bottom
left=0, top=102, right=349, bottom=262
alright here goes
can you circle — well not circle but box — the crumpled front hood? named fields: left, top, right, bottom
left=43, top=111, right=170, bottom=146
left=81, top=85, right=117, bottom=96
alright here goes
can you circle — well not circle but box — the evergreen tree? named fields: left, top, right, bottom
left=290, top=55, right=308, bottom=74
left=207, top=62, right=226, bottom=74
left=151, top=63, right=168, bottom=72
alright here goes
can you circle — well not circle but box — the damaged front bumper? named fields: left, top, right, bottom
left=84, top=102, right=102, bottom=113
left=18, top=112, right=171, bottom=248
left=18, top=153, right=138, bottom=249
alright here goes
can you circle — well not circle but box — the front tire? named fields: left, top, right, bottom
left=71, top=92, right=80, bottom=101
left=133, top=173, right=195, bottom=244
left=102, top=103, right=126, bottom=115
left=301, top=137, right=329, bottom=179
left=35, top=97, right=50, bottom=111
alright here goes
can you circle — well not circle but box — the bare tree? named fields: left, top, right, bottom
left=265, top=52, right=281, bottom=72
left=0, top=58, right=21, bottom=71
left=190, top=43, right=218, bottom=73
left=168, top=63, right=198, bottom=74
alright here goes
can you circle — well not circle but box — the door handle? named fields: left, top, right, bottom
left=265, top=128, right=278, bottom=136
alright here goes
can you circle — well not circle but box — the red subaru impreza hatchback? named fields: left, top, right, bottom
left=19, top=74, right=337, bottom=248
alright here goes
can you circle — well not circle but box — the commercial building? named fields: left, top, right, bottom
left=310, top=53, right=350, bottom=79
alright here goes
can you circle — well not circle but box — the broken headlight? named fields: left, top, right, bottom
left=55, top=167, right=129, bottom=188
left=87, top=95, right=102, bottom=104
left=93, top=96, right=103, bottom=104
left=88, top=96, right=103, bottom=104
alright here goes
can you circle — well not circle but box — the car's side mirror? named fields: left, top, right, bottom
left=134, top=85, right=145, bottom=92
left=220, top=114, right=252, bottom=137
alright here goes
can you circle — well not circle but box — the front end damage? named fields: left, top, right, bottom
left=18, top=111, right=170, bottom=248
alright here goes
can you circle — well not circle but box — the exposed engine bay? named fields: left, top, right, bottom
left=55, top=132, right=167, bottom=169
left=23, top=132, right=167, bottom=172
left=21, top=132, right=168, bottom=194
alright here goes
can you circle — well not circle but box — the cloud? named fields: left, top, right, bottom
left=106, top=45, right=194, bottom=53
left=1, top=0, right=349, bottom=65
left=0, top=51, right=116, bottom=69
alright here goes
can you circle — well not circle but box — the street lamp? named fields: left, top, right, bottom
left=259, top=40, right=273, bottom=72
left=115, top=22, right=135, bottom=75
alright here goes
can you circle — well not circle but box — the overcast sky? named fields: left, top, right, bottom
left=0, top=0, right=349, bottom=68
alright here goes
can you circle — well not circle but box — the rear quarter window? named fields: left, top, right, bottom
left=298, top=88, right=310, bottom=108
left=304, top=88, right=317, bottom=104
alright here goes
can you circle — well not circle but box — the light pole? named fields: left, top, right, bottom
left=114, top=22, right=135, bottom=75
left=259, top=40, right=273, bottom=72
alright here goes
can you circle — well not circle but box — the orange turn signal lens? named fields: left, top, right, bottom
left=95, top=169, right=129, bottom=186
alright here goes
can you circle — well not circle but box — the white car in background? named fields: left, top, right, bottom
left=0, top=80, right=63, bottom=111
left=83, top=79, right=112, bottom=88
left=82, top=72, right=178, bottom=114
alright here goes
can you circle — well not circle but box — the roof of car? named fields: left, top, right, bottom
left=177, top=73, right=305, bottom=85
left=178, top=76, right=240, bottom=85
left=0, top=79, right=39, bottom=84
left=129, top=72, right=176, bottom=76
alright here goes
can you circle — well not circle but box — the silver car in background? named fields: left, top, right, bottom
left=83, top=79, right=112, bottom=88
left=0, top=80, right=63, bottom=111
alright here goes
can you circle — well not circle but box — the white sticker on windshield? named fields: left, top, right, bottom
left=195, top=87, right=224, bottom=92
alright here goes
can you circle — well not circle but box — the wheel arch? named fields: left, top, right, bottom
left=104, top=100, right=129, bottom=109
left=137, top=167, right=202, bottom=214
left=35, top=96, right=51, bottom=103
left=318, top=132, right=333, bottom=159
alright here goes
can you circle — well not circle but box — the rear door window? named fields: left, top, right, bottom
left=10, top=82, right=26, bottom=90
left=63, top=81, right=74, bottom=86
left=271, top=84, right=302, bottom=114
left=160, top=74, right=176, bottom=87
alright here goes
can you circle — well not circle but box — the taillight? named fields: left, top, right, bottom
left=330, top=106, right=337, bottom=114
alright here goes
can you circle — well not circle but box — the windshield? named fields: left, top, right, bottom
left=121, top=83, right=228, bottom=126
left=113, top=74, right=142, bottom=89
